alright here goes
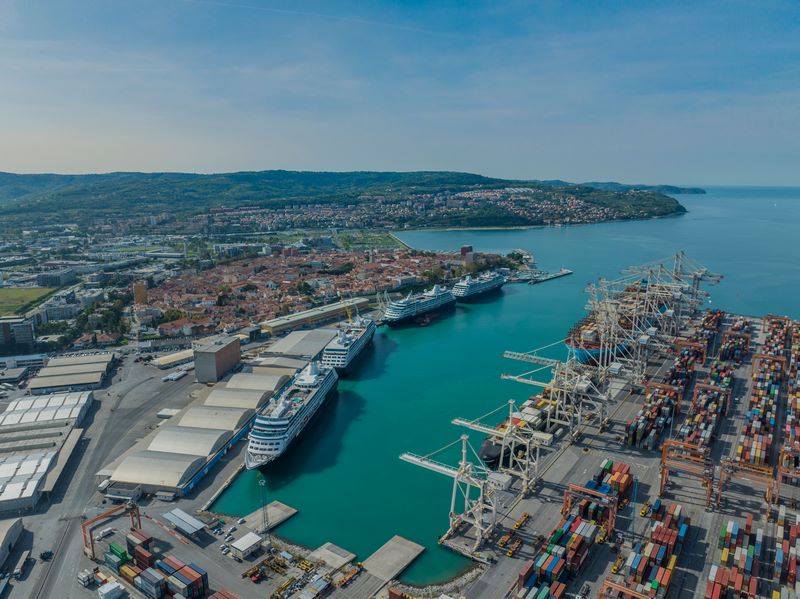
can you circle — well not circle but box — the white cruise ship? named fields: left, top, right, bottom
left=452, top=271, right=506, bottom=300
left=245, top=362, right=338, bottom=469
left=321, top=316, right=376, bottom=372
left=383, top=285, right=456, bottom=326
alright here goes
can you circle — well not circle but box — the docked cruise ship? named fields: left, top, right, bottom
left=452, top=271, right=506, bottom=301
left=245, top=362, right=338, bottom=469
left=383, top=285, right=456, bottom=326
left=321, top=316, right=376, bottom=372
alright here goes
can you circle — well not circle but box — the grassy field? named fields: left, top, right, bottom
left=0, top=287, right=56, bottom=315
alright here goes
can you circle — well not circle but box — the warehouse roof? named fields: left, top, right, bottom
left=152, top=349, right=194, bottom=368
left=226, top=373, right=289, bottom=393
left=262, top=329, right=336, bottom=360
left=46, top=353, right=115, bottom=368
left=35, top=363, right=109, bottom=377
left=255, top=356, right=309, bottom=370
left=110, top=451, right=206, bottom=489
left=148, top=426, right=232, bottom=457
left=178, top=406, right=253, bottom=431
left=204, top=388, right=271, bottom=410
left=163, top=508, right=206, bottom=535
left=231, top=532, right=262, bottom=552
left=195, top=336, right=239, bottom=355
left=0, top=451, right=56, bottom=502
left=28, top=371, right=104, bottom=391
left=260, top=297, right=368, bottom=330
left=0, top=392, right=91, bottom=426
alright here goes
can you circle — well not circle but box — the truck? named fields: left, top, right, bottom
left=13, top=550, right=31, bottom=579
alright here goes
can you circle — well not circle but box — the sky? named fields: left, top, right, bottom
left=1, top=0, right=798, bottom=184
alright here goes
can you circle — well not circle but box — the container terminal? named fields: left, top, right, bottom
left=398, top=252, right=800, bottom=599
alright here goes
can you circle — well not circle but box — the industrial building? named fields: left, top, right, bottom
left=260, top=297, right=369, bottom=335
left=162, top=508, right=206, bottom=539
left=0, top=518, right=22, bottom=569
left=259, top=329, right=336, bottom=361
left=107, top=371, right=287, bottom=497
left=194, top=336, right=241, bottom=383
left=230, top=532, right=263, bottom=559
left=251, top=356, right=309, bottom=377
left=0, top=392, right=90, bottom=513
left=152, top=349, right=194, bottom=369
left=27, top=353, right=116, bottom=395
left=0, top=367, right=27, bottom=384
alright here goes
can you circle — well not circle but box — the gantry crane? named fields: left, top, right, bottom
left=597, top=577, right=653, bottom=599
left=659, top=439, right=715, bottom=509
left=400, top=435, right=496, bottom=552
left=717, top=460, right=777, bottom=519
left=81, top=501, right=142, bottom=559
left=452, top=400, right=551, bottom=491
left=562, top=483, right=619, bottom=540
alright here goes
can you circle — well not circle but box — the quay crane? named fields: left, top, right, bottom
left=451, top=400, right=551, bottom=491
left=400, top=435, right=496, bottom=552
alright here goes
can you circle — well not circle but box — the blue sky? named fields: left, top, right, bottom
left=1, top=0, right=798, bottom=184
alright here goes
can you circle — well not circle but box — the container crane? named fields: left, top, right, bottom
left=81, top=501, right=141, bottom=560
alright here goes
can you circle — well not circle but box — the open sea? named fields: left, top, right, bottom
left=212, top=186, right=800, bottom=584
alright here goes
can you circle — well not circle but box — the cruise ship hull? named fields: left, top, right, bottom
left=245, top=369, right=338, bottom=470
left=453, top=282, right=505, bottom=302
left=322, top=322, right=376, bottom=374
left=384, top=297, right=456, bottom=327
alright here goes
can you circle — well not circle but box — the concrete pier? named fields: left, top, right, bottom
left=241, top=500, right=297, bottom=532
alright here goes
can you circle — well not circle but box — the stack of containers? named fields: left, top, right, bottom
left=133, top=545, right=155, bottom=569
left=625, top=388, right=677, bottom=449
left=735, top=317, right=789, bottom=466
left=704, top=515, right=764, bottom=599
left=782, top=323, right=800, bottom=477
left=98, top=581, right=125, bottom=599
left=516, top=460, right=632, bottom=598
left=709, top=361, right=734, bottom=388
left=720, top=337, right=748, bottom=363
left=104, top=542, right=131, bottom=574
left=774, top=506, right=800, bottom=589
left=208, top=592, right=240, bottom=599
left=676, top=385, right=727, bottom=447
left=662, top=345, right=702, bottom=395
left=618, top=502, right=689, bottom=597
left=135, top=567, right=168, bottom=599
left=119, top=562, right=142, bottom=585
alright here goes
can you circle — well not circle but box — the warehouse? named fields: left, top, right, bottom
left=230, top=532, right=263, bottom=559
left=194, top=337, right=241, bottom=383
left=203, top=388, right=271, bottom=410
left=28, top=371, right=105, bottom=394
left=260, top=329, right=336, bottom=361
left=148, top=426, right=232, bottom=457
left=251, top=356, right=309, bottom=377
left=110, top=451, right=207, bottom=491
left=34, top=362, right=109, bottom=378
left=163, top=508, right=206, bottom=539
left=0, top=518, right=22, bottom=569
left=46, top=353, right=116, bottom=369
left=178, top=406, right=253, bottom=431
left=0, top=367, right=28, bottom=384
left=0, top=392, right=91, bottom=426
left=152, top=349, right=194, bottom=369
left=225, top=373, right=289, bottom=394
left=260, top=297, right=369, bottom=335
left=0, top=391, right=90, bottom=512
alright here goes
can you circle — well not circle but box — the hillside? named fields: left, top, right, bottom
left=0, top=170, right=687, bottom=230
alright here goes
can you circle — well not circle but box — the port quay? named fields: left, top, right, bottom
left=10, top=251, right=800, bottom=599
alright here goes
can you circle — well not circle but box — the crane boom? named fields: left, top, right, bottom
left=399, top=453, right=459, bottom=478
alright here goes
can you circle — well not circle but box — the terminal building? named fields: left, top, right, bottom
left=194, top=337, right=241, bottom=383
left=259, top=297, right=368, bottom=336
left=258, top=329, right=336, bottom=361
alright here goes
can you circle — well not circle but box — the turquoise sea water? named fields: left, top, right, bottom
left=212, top=186, right=800, bottom=584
